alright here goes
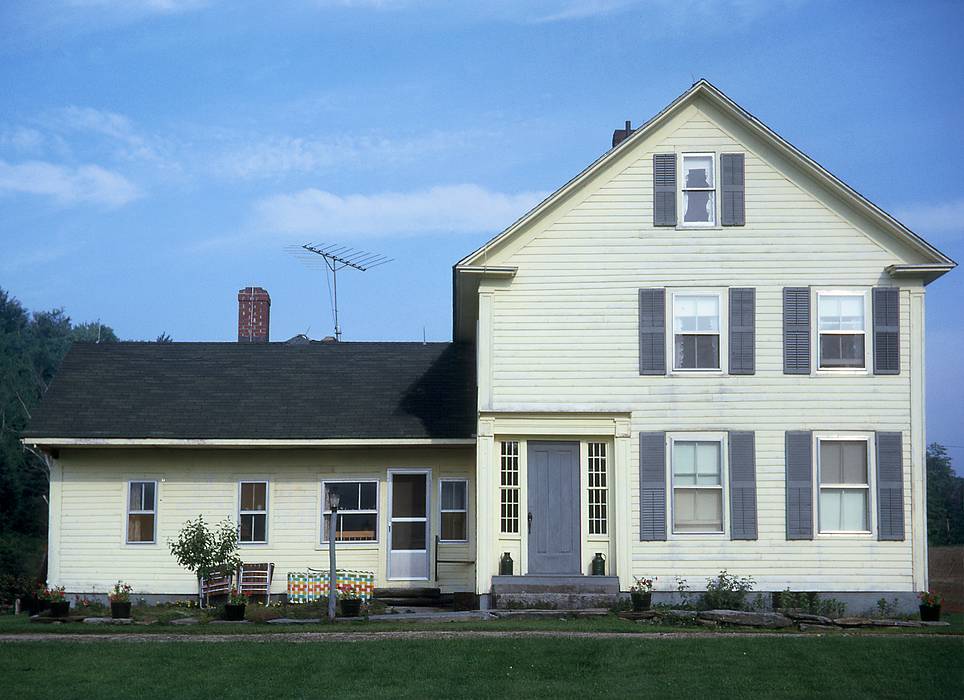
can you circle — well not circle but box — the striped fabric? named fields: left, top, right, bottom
left=286, top=569, right=375, bottom=603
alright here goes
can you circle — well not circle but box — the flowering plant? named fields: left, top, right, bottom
left=339, top=587, right=361, bottom=601
left=109, top=581, right=133, bottom=603
left=918, top=590, right=943, bottom=607
left=227, top=588, right=247, bottom=605
left=630, top=576, right=656, bottom=593
left=37, top=585, right=65, bottom=602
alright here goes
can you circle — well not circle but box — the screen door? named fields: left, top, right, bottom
left=388, top=470, right=431, bottom=580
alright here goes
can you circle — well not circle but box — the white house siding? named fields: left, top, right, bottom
left=49, top=446, right=476, bottom=596
left=476, top=98, right=925, bottom=594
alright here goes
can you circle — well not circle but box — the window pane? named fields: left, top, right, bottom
left=392, top=474, right=426, bottom=518
left=674, top=295, right=719, bottom=333
left=673, top=442, right=697, bottom=484
left=820, top=488, right=868, bottom=531
left=822, top=441, right=867, bottom=484
left=441, top=481, right=467, bottom=511
left=240, top=513, right=266, bottom=542
left=359, top=482, right=377, bottom=510
left=241, top=482, right=266, bottom=511
left=820, top=334, right=864, bottom=367
left=675, top=334, right=719, bottom=369
left=391, top=521, right=426, bottom=550
left=819, top=295, right=864, bottom=331
left=696, top=442, right=721, bottom=485
left=324, top=512, right=376, bottom=542
left=820, top=442, right=843, bottom=483
left=441, top=512, right=467, bottom=541
left=327, top=482, right=360, bottom=511
left=684, top=191, right=715, bottom=223
left=674, top=489, right=723, bottom=532
left=683, top=155, right=714, bottom=188
left=127, top=514, right=155, bottom=542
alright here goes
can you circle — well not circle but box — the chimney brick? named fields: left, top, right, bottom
left=238, top=287, right=270, bottom=343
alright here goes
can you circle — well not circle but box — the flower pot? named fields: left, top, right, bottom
left=23, top=596, right=45, bottom=616
left=919, top=604, right=941, bottom=622
left=340, top=599, right=362, bottom=617
left=224, top=603, right=246, bottom=621
left=111, top=601, right=132, bottom=619
left=49, top=601, right=70, bottom=618
left=631, top=592, right=652, bottom=612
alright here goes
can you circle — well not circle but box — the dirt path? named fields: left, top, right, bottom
left=0, top=630, right=956, bottom=643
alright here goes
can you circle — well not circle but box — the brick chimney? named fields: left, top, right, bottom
left=237, top=287, right=270, bottom=343
left=612, top=120, right=633, bottom=148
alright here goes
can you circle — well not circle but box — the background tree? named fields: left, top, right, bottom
left=0, top=287, right=118, bottom=585
left=927, top=443, right=964, bottom=546
left=155, top=332, right=173, bottom=343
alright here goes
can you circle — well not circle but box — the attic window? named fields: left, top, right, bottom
left=682, top=154, right=715, bottom=226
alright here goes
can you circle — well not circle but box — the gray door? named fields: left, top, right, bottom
left=527, top=441, right=580, bottom=575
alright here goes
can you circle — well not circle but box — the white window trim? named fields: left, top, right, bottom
left=813, top=289, right=871, bottom=374
left=667, top=432, right=728, bottom=537
left=125, top=479, right=158, bottom=545
left=438, top=478, right=469, bottom=544
left=679, top=152, right=718, bottom=228
left=667, top=289, right=728, bottom=374
left=321, top=479, right=380, bottom=546
left=499, top=440, right=522, bottom=537
left=238, top=480, right=269, bottom=545
left=814, top=433, right=876, bottom=538
left=587, top=441, right=609, bottom=539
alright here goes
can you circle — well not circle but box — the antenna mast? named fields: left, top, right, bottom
left=288, top=243, right=392, bottom=341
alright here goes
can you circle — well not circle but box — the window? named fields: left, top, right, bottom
left=818, top=440, right=870, bottom=533
left=440, top=480, right=468, bottom=542
left=818, top=292, right=866, bottom=369
left=127, top=481, right=156, bottom=543
left=672, top=441, right=723, bottom=533
left=588, top=442, right=608, bottom=536
left=682, top=153, right=715, bottom=226
left=239, top=481, right=267, bottom=543
left=500, top=441, right=520, bottom=534
left=673, top=293, right=721, bottom=370
left=322, top=481, right=378, bottom=543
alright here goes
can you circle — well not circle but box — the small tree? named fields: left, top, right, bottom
left=168, top=515, right=241, bottom=607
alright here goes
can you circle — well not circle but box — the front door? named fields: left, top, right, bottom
left=527, top=441, right=580, bottom=574
left=387, top=470, right=431, bottom=580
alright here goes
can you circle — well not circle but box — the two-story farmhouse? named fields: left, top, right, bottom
left=23, top=80, right=955, bottom=610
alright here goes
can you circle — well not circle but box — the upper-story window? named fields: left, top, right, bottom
left=682, top=153, right=715, bottom=226
left=672, top=292, right=722, bottom=371
left=817, top=292, right=867, bottom=369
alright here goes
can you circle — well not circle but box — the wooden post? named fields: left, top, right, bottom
left=327, top=502, right=338, bottom=622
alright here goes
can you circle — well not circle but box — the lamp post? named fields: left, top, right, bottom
left=327, top=490, right=340, bottom=622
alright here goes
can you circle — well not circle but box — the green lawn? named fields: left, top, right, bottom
left=1, top=636, right=962, bottom=699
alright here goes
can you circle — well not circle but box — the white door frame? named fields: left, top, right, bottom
left=387, top=468, right=432, bottom=581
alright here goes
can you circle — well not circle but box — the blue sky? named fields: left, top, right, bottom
left=1, top=0, right=962, bottom=468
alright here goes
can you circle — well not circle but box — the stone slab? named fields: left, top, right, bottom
left=170, top=618, right=199, bottom=625
left=699, top=610, right=793, bottom=628
left=267, top=618, right=323, bottom=625
left=83, top=617, right=133, bottom=625
left=798, top=624, right=838, bottom=632
left=617, top=611, right=659, bottom=620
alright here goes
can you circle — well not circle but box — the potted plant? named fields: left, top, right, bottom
left=918, top=591, right=942, bottom=622
left=339, top=588, right=362, bottom=617
left=224, top=588, right=247, bottom=621
left=630, top=576, right=656, bottom=612
left=109, top=581, right=133, bottom=619
left=44, top=586, right=69, bottom=618
left=23, top=582, right=48, bottom=616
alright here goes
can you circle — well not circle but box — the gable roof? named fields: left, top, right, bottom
left=23, top=342, right=476, bottom=443
left=456, top=79, right=956, bottom=273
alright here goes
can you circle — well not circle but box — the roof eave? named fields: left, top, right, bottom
left=885, top=263, right=957, bottom=285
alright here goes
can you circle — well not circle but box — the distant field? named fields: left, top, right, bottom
left=930, top=546, right=964, bottom=613
left=1, top=636, right=962, bottom=699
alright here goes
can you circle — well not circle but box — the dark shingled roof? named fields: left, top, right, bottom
left=23, top=342, right=477, bottom=440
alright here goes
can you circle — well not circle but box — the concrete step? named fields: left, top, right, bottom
left=373, top=587, right=441, bottom=599
left=491, top=575, right=620, bottom=595
left=492, top=592, right=621, bottom=610
left=376, top=597, right=446, bottom=607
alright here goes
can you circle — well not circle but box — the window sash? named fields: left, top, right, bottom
left=127, top=481, right=156, bottom=544
left=681, top=154, right=716, bottom=226
left=817, top=438, right=871, bottom=533
left=500, top=441, right=520, bottom=534
left=322, top=480, right=379, bottom=543
left=588, top=442, right=608, bottom=536
left=672, top=293, right=722, bottom=370
left=817, top=292, right=868, bottom=369
left=671, top=439, right=725, bottom=534
left=239, top=481, right=268, bottom=543
left=439, top=480, right=468, bottom=542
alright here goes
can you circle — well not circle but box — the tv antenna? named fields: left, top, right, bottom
left=287, top=243, right=392, bottom=341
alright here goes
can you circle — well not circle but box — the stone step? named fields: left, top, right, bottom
left=376, top=597, right=447, bottom=607
left=491, top=575, right=620, bottom=595
left=492, top=592, right=620, bottom=610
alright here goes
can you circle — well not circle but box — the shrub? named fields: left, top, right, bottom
left=774, top=589, right=846, bottom=618
left=168, top=515, right=241, bottom=607
left=699, top=570, right=755, bottom=610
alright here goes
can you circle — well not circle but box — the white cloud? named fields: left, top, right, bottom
left=49, top=106, right=176, bottom=169
left=212, top=130, right=482, bottom=180
left=0, top=159, right=141, bottom=207
left=0, top=127, right=45, bottom=152
left=894, top=199, right=964, bottom=237
left=64, top=0, right=210, bottom=13
left=255, top=184, right=548, bottom=236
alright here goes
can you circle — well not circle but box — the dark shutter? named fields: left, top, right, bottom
left=639, top=288, right=666, bottom=376
left=873, top=287, right=900, bottom=375
left=639, top=432, right=667, bottom=541
left=721, top=153, right=745, bottom=226
left=876, top=432, right=905, bottom=541
left=729, top=288, right=755, bottom=375
left=783, top=287, right=811, bottom=374
left=729, top=431, right=757, bottom=540
left=785, top=431, right=813, bottom=540
left=653, top=154, right=677, bottom=226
